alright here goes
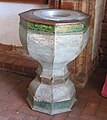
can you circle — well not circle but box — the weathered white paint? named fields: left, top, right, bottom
left=19, top=9, right=90, bottom=114
left=26, top=29, right=89, bottom=78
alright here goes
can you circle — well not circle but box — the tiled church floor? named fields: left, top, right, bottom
left=0, top=68, right=107, bottom=120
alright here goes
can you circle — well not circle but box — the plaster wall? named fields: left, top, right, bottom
left=0, top=2, right=48, bottom=45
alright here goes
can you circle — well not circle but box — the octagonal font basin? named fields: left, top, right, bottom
left=19, top=9, right=90, bottom=115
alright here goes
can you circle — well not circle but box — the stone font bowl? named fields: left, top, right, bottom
left=19, top=9, right=90, bottom=115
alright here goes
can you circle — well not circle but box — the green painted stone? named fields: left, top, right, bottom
left=34, top=101, right=52, bottom=111
left=55, top=20, right=90, bottom=33
left=27, top=90, right=76, bottom=114
left=20, top=18, right=90, bottom=33
left=55, top=24, right=83, bottom=33
left=52, top=100, right=73, bottom=110
left=28, top=22, right=55, bottom=33
left=33, top=100, right=72, bottom=111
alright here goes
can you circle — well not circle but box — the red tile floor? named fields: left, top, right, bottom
left=0, top=67, right=107, bottom=120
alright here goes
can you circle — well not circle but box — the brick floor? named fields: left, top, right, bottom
left=82, top=102, right=99, bottom=115
left=23, top=115, right=38, bottom=120
left=0, top=68, right=107, bottom=120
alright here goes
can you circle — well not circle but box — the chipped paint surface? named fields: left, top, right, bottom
left=19, top=9, right=90, bottom=115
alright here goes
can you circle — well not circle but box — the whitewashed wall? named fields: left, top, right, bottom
left=0, top=2, right=48, bottom=46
